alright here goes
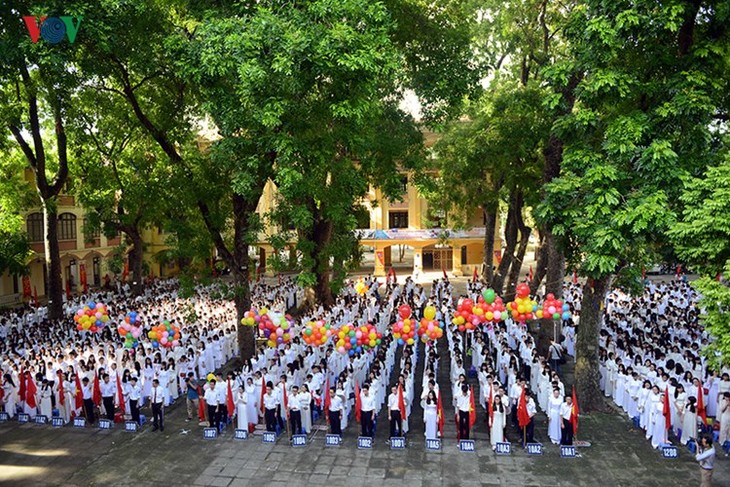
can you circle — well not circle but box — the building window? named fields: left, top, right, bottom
left=83, top=218, right=100, bottom=239
left=26, top=213, right=44, bottom=242
left=58, top=213, right=77, bottom=241
left=389, top=211, right=409, bottom=229
left=400, top=176, right=408, bottom=194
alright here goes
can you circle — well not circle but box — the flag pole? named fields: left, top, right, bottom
left=523, top=425, right=526, bottom=447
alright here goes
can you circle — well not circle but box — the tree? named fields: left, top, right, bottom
left=0, top=148, right=34, bottom=276
left=537, top=0, right=729, bottom=411
left=671, top=154, right=730, bottom=368
left=0, top=2, right=83, bottom=319
left=70, top=90, right=171, bottom=296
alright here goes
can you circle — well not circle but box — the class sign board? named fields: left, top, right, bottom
left=526, top=443, right=543, bottom=455
left=358, top=436, right=373, bottom=449
left=426, top=438, right=441, bottom=451
left=234, top=429, right=248, bottom=440
left=325, top=434, right=342, bottom=447
left=495, top=442, right=511, bottom=455
left=561, top=446, right=577, bottom=458
left=460, top=440, right=476, bottom=452
left=390, top=437, right=406, bottom=449
left=203, top=428, right=218, bottom=439
left=662, top=446, right=678, bottom=459
left=262, top=431, right=276, bottom=443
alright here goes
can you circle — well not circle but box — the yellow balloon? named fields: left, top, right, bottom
left=424, top=306, right=436, bottom=320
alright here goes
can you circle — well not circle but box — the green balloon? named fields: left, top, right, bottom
left=483, top=288, right=496, bottom=304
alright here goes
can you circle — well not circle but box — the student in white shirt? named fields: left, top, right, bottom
left=204, top=380, right=220, bottom=430
left=100, top=374, right=116, bottom=421
left=127, top=376, right=141, bottom=424
left=288, top=385, right=302, bottom=438
left=263, top=383, right=280, bottom=433
left=360, top=384, right=376, bottom=438
left=150, top=378, right=165, bottom=432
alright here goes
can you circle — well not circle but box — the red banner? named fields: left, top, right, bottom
left=376, top=251, right=384, bottom=266
left=122, top=259, right=129, bottom=280
left=494, top=250, right=502, bottom=265
left=80, top=263, right=88, bottom=293
left=22, top=275, right=31, bottom=298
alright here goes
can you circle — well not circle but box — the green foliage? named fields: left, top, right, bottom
left=537, top=0, right=730, bottom=287
left=106, top=244, right=126, bottom=276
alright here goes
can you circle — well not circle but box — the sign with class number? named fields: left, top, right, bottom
left=526, top=443, right=543, bottom=455
left=561, top=445, right=577, bottom=458
left=73, top=417, right=86, bottom=428
left=662, top=446, right=678, bottom=459
left=262, top=431, right=276, bottom=443
left=234, top=429, right=248, bottom=440
left=426, top=438, right=441, bottom=451
left=18, top=413, right=30, bottom=424
left=358, top=436, right=373, bottom=449
left=203, top=427, right=218, bottom=439
left=125, top=421, right=138, bottom=432
left=325, top=434, right=342, bottom=447
left=52, top=417, right=65, bottom=428
left=460, top=440, right=476, bottom=452
left=390, top=437, right=406, bottom=449
left=292, top=434, right=306, bottom=447
left=34, top=415, right=48, bottom=425
left=98, top=419, right=113, bottom=430
left=0, top=412, right=9, bottom=422
left=495, top=442, right=511, bottom=455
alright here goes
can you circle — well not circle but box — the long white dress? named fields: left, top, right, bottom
left=300, top=391, right=312, bottom=434
left=650, top=399, right=667, bottom=449
left=424, top=402, right=438, bottom=440
left=245, top=383, right=258, bottom=427
left=490, top=407, right=506, bottom=447
left=548, top=395, right=563, bottom=445
left=680, top=404, right=697, bottom=445
left=39, top=385, right=53, bottom=418
left=235, top=391, right=248, bottom=430
left=3, top=383, right=17, bottom=418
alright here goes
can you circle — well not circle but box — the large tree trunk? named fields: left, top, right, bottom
left=482, top=206, right=497, bottom=285
left=312, top=216, right=335, bottom=308
left=42, top=200, right=64, bottom=320
left=529, top=230, right=547, bottom=293
left=127, top=228, right=145, bottom=296
left=505, top=221, right=531, bottom=301
left=232, top=193, right=256, bottom=361
left=575, top=275, right=613, bottom=412
left=492, top=199, right=517, bottom=294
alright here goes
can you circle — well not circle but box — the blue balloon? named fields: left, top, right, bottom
left=88, top=301, right=96, bottom=309
left=350, top=338, right=357, bottom=345
left=532, top=305, right=538, bottom=312
left=398, top=339, right=404, bottom=346
left=152, top=342, right=159, bottom=348
left=562, top=312, right=571, bottom=320
left=562, top=304, right=570, bottom=312
left=96, top=320, right=102, bottom=326
left=348, top=350, right=355, bottom=357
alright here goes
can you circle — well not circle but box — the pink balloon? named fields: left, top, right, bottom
left=494, top=311, right=501, bottom=320
left=276, top=328, right=284, bottom=336
left=172, top=340, right=179, bottom=347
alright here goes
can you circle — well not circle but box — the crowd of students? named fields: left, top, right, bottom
left=1, top=273, right=728, bottom=465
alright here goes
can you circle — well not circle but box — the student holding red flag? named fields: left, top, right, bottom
left=354, top=380, right=362, bottom=424
left=697, top=382, right=708, bottom=426
left=93, top=372, right=102, bottom=408
left=226, top=379, right=235, bottom=420
left=116, top=374, right=125, bottom=416
left=517, top=385, right=535, bottom=446
left=571, top=385, right=579, bottom=439
left=437, top=391, right=445, bottom=437
left=468, top=385, right=476, bottom=431
left=25, top=372, right=38, bottom=415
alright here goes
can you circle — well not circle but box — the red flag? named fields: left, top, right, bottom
left=455, top=411, right=460, bottom=441
left=528, top=266, right=533, bottom=282
left=468, top=386, right=476, bottom=428
left=26, top=374, right=38, bottom=409
left=259, top=376, right=266, bottom=415
left=517, top=385, right=530, bottom=428
left=74, top=374, right=83, bottom=410
left=80, top=263, right=88, bottom=293
left=58, top=371, right=65, bottom=407
left=282, top=383, right=288, bottom=419
left=663, top=387, right=671, bottom=431
left=397, top=384, right=407, bottom=421
left=572, top=270, right=578, bottom=284
left=354, top=380, right=361, bottom=423
left=34, top=286, right=39, bottom=307
left=697, top=383, right=707, bottom=425
left=437, top=391, right=444, bottom=435
left=571, top=385, right=579, bottom=436
left=472, top=267, right=478, bottom=283
left=487, top=385, right=494, bottom=428
left=123, top=259, right=129, bottom=281
left=675, top=265, right=681, bottom=278
left=442, top=268, right=448, bottom=280
left=117, top=374, right=125, bottom=414
left=324, top=378, right=331, bottom=424
left=227, top=379, right=235, bottom=419
left=18, top=368, right=26, bottom=404
left=93, top=373, right=101, bottom=407
left=65, top=279, right=71, bottom=300
left=198, top=385, right=206, bottom=422
left=22, top=275, right=31, bottom=299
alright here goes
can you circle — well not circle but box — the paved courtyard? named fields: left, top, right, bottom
left=1, top=398, right=728, bottom=487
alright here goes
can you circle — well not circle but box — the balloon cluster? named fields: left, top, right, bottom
left=74, top=302, right=110, bottom=332
left=240, top=309, right=260, bottom=327
left=451, top=298, right=477, bottom=332
left=148, top=319, right=181, bottom=349
left=354, top=280, right=368, bottom=296
left=392, top=304, right=416, bottom=346
left=417, top=306, right=443, bottom=343
left=539, top=293, right=571, bottom=321
left=257, top=308, right=293, bottom=347
left=335, top=322, right=383, bottom=355
left=117, top=311, right=143, bottom=348
left=302, top=320, right=333, bottom=347
left=507, top=283, right=538, bottom=323
left=474, top=289, right=508, bottom=324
